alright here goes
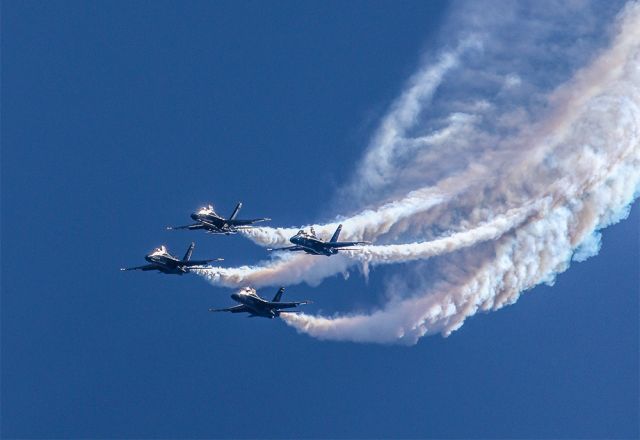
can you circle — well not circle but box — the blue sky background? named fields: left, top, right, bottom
left=2, top=1, right=638, bottom=438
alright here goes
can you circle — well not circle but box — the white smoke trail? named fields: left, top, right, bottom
left=283, top=2, right=640, bottom=343
left=195, top=198, right=543, bottom=287
left=347, top=199, right=545, bottom=263
left=198, top=1, right=640, bottom=344
left=192, top=254, right=353, bottom=288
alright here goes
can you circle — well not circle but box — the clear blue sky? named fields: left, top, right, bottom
left=2, top=1, right=638, bottom=438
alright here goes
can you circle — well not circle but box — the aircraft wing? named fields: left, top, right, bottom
left=166, top=224, right=204, bottom=230
left=120, top=264, right=157, bottom=271
left=267, top=245, right=305, bottom=252
left=326, top=241, right=371, bottom=248
left=209, top=305, right=249, bottom=313
left=231, top=218, right=271, bottom=226
left=199, top=220, right=224, bottom=230
left=186, top=258, right=224, bottom=267
left=272, top=300, right=312, bottom=309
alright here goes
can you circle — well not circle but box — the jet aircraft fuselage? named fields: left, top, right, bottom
left=210, top=287, right=310, bottom=318
left=121, top=243, right=222, bottom=275
left=168, top=202, right=270, bottom=235
left=270, top=224, right=371, bottom=256
left=142, top=247, right=190, bottom=274
left=288, top=232, right=342, bottom=256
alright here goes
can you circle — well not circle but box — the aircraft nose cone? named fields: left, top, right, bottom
left=231, top=293, right=240, bottom=302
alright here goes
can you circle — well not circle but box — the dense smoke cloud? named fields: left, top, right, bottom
left=197, top=0, right=639, bottom=344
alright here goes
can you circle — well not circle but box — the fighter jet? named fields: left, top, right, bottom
left=209, top=287, right=311, bottom=318
left=167, top=202, right=270, bottom=235
left=268, top=224, right=371, bottom=256
left=120, top=242, right=223, bottom=275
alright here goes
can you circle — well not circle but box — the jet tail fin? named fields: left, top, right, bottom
left=183, top=242, right=195, bottom=261
left=229, top=202, right=242, bottom=221
left=330, top=224, right=343, bottom=243
left=272, top=287, right=285, bottom=302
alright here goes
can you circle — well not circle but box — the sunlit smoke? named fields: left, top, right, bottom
left=198, top=0, right=640, bottom=344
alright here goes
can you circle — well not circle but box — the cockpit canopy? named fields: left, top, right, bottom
left=295, top=228, right=316, bottom=238
left=150, top=245, right=167, bottom=256
left=239, top=287, right=259, bottom=298
left=196, top=204, right=217, bottom=216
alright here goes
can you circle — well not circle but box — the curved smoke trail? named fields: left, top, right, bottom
left=197, top=1, right=640, bottom=344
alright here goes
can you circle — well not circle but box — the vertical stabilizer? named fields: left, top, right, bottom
left=272, top=287, right=285, bottom=302
left=229, top=202, right=242, bottom=221
left=330, top=224, right=343, bottom=243
left=183, top=242, right=195, bottom=261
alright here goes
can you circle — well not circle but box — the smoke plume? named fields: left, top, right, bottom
left=197, top=0, right=640, bottom=344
